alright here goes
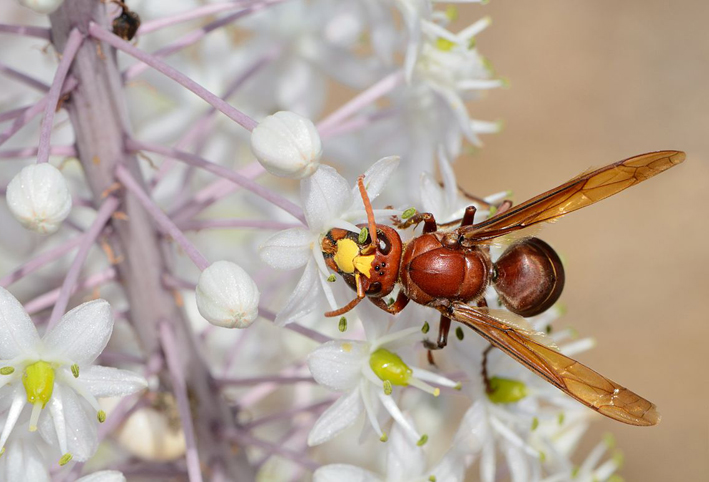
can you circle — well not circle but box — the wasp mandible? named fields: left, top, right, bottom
left=321, top=150, right=685, bottom=426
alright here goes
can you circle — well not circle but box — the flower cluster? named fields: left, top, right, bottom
left=0, top=0, right=627, bottom=480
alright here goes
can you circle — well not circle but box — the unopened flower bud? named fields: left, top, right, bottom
left=6, top=163, right=72, bottom=234
left=196, top=261, right=260, bottom=329
left=250, top=111, right=321, bottom=179
left=18, top=0, right=64, bottom=14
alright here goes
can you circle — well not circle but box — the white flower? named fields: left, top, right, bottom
left=259, top=156, right=400, bottom=325
left=195, top=260, right=260, bottom=329
left=0, top=288, right=147, bottom=463
left=76, top=470, right=127, bottom=482
left=6, top=164, right=72, bottom=235
left=18, top=0, right=64, bottom=14
left=0, top=432, right=50, bottom=482
left=419, top=148, right=509, bottom=224
left=250, top=111, right=322, bottom=179
left=306, top=313, right=459, bottom=446
left=541, top=435, right=624, bottom=482
left=313, top=409, right=478, bottom=482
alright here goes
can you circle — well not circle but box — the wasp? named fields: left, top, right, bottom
left=321, top=150, right=685, bottom=426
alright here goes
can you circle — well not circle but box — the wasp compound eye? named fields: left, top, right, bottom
left=377, top=232, right=392, bottom=254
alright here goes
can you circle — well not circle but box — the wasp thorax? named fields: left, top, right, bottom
left=492, top=237, right=565, bottom=317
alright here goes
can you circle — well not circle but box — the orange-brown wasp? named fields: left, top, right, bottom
left=321, top=150, right=685, bottom=426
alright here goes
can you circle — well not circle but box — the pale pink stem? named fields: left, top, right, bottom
left=259, top=307, right=330, bottom=343
left=0, top=145, right=76, bottom=159
left=0, top=24, right=50, bottom=40
left=0, top=77, right=77, bottom=148
left=0, top=61, right=50, bottom=92
left=46, top=196, right=120, bottom=330
left=36, top=28, right=84, bottom=164
left=239, top=362, right=304, bottom=408
left=216, top=375, right=314, bottom=387
left=169, top=163, right=265, bottom=223
left=116, top=165, right=210, bottom=271
left=89, top=23, right=257, bottom=132
left=138, top=0, right=281, bottom=35
left=0, top=235, right=83, bottom=287
left=150, top=49, right=279, bottom=191
left=256, top=424, right=311, bottom=472
left=159, top=320, right=204, bottom=482
left=320, top=108, right=397, bottom=140
left=126, top=2, right=281, bottom=81
left=0, top=106, right=30, bottom=124
left=243, top=398, right=334, bottom=430
left=178, top=219, right=300, bottom=232
left=228, top=430, right=319, bottom=472
left=127, top=139, right=306, bottom=224
left=161, top=273, right=194, bottom=291
left=316, top=70, right=404, bottom=134
left=25, top=268, right=116, bottom=315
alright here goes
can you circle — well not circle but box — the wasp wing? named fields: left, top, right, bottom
left=447, top=302, right=660, bottom=426
left=462, top=151, right=685, bottom=242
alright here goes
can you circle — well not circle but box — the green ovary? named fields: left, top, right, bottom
left=23, top=361, right=55, bottom=408
left=369, top=348, right=412, bottom=386
left=487, top=377, right=528, bottom=404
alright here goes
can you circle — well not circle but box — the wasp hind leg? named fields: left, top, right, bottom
left=424, top=314, right=452, bottom=365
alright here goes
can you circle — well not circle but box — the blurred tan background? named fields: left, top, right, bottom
left=454, top=1, right=708, bottom=480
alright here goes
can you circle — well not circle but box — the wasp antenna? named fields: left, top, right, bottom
left=325, top=272, right=366, bottom=317
left=357, top=175, right=378, bottom=253
left=325, top=295, right=365, bottom=317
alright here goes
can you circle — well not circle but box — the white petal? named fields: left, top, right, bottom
left=77, top=366, right=147, bottom=398
left=503, top=443, right=531, bottom=482
left=386, top=417, right=425, bottom=480
left=349, top=156, right=400, bottom=212
left=259, top=228, right=314, bottom=270
left=250, top=111, right=322, bottom=179
left=76, top=470, right=126, bottom=482
left=195, top=261, right=260, bottom=329
left=420, top=171, right=445, bottom=218
left=428, top=451, right=467, bottom=482
left=40, top=385, right=97, bottom=462
left=274, top=258, right=321, bottom=326
left=301, top=165, right=352, bottom=232
left=307, top=388, right=363, bottom=446
left=454, top=402, right=488, bottom=456
left=313, top=464, right=381, bottom=482
left=307, top=340, right=368, bottom=391
left=6, top=163, right=72, bottom=234
left=437, top=147, right=458, bottom=214
left=0, top=438, right=49, bottom=482
left=0, top=287, right=41, bottom=359
left=42, top=299, right=113, bottom=366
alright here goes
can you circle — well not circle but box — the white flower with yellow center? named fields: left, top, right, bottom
left=259, top=156, right=400, bottom=325
left=0, top=287, right=147, bottom=464
left=306, top=313, right=459, bottom=446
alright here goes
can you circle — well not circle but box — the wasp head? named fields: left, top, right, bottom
left=321, top=225, right=402, bottom=298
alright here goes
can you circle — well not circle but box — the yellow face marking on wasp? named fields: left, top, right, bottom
left=334, top=239, right=375, bottom=277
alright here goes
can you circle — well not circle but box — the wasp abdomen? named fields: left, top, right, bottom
left=493, top=237, right=565, bottom=317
